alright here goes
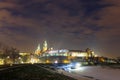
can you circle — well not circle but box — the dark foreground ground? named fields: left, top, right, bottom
left=0, top=64, right=76, bottom=80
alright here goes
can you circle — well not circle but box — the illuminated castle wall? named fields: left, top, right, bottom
left=42, top=49, right=89, bottom=57
left=40, top=49, right=95, bottom=63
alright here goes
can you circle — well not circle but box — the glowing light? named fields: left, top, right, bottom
left=19, top=52, right=30, bottom=56
left=21, top=61, right=24, bottom=64
left=54, top=60, right=58, bottom=63
left=95, top=54, right=98, bottom=57
left=101, top=58, right=105, bottom=62
left=59, top=49, right=69, bottom=53
left=46, top=60, right=50, bottom=63
left=48, top=50, right=58, bottom=54
left=0, top=59, right=4, bottom=65
left=78, top=53, right=87, bottom=57
left=30, top=57, right=39, bottom=64
left=70, top=52, right=88, bottom=57
left=7, top=56, right=10, bottom=58
left=75, top=63, right=81, bottom=68
left=50, top=47, right=53, bottom=50
left=30, top=59, right=35, bottom=64
left=63, top=60, right=70, bottom=63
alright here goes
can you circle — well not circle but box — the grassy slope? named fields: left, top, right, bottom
left=0, top=64, right=76, bottom=80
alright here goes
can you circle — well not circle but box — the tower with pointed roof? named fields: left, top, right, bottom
left=35, top=44, right=41, bottom=55
left=42, top=40, right=48, bottom=52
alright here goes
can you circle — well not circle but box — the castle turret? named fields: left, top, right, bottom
left=42, top=40, right=48, bottom=52
left=35, top=44, right=41, bottom=55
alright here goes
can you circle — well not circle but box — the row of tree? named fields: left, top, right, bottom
left=0, top=42, right=20, bottom=64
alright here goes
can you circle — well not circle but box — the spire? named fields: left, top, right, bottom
left=35, top=44, right=41, bottom=55
left=43, top=40, right=48, bottom=52
left=37, top=44, right=41, bottom=50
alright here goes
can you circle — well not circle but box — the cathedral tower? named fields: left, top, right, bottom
left=42, top=40, right=48, bottom=52
left=35, top=44, right=41, bottom=55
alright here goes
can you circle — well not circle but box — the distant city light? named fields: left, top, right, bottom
left=75, top=63, right=81, bottom=68
left=54, top=60, right=58, bottom=63
left=63, top=60, right=70, bottom=63
left=46, top=60, right=50, bottom=63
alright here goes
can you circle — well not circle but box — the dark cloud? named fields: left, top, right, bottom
left=0, top=0, right=119, bottom=57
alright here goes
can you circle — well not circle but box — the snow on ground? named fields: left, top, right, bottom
left=58, top=69, right=89, bottom=80
left=68, top=66, right=120, bottom=80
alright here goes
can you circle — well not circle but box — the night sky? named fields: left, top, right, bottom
left=0, top=0, right=120, bottom=58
